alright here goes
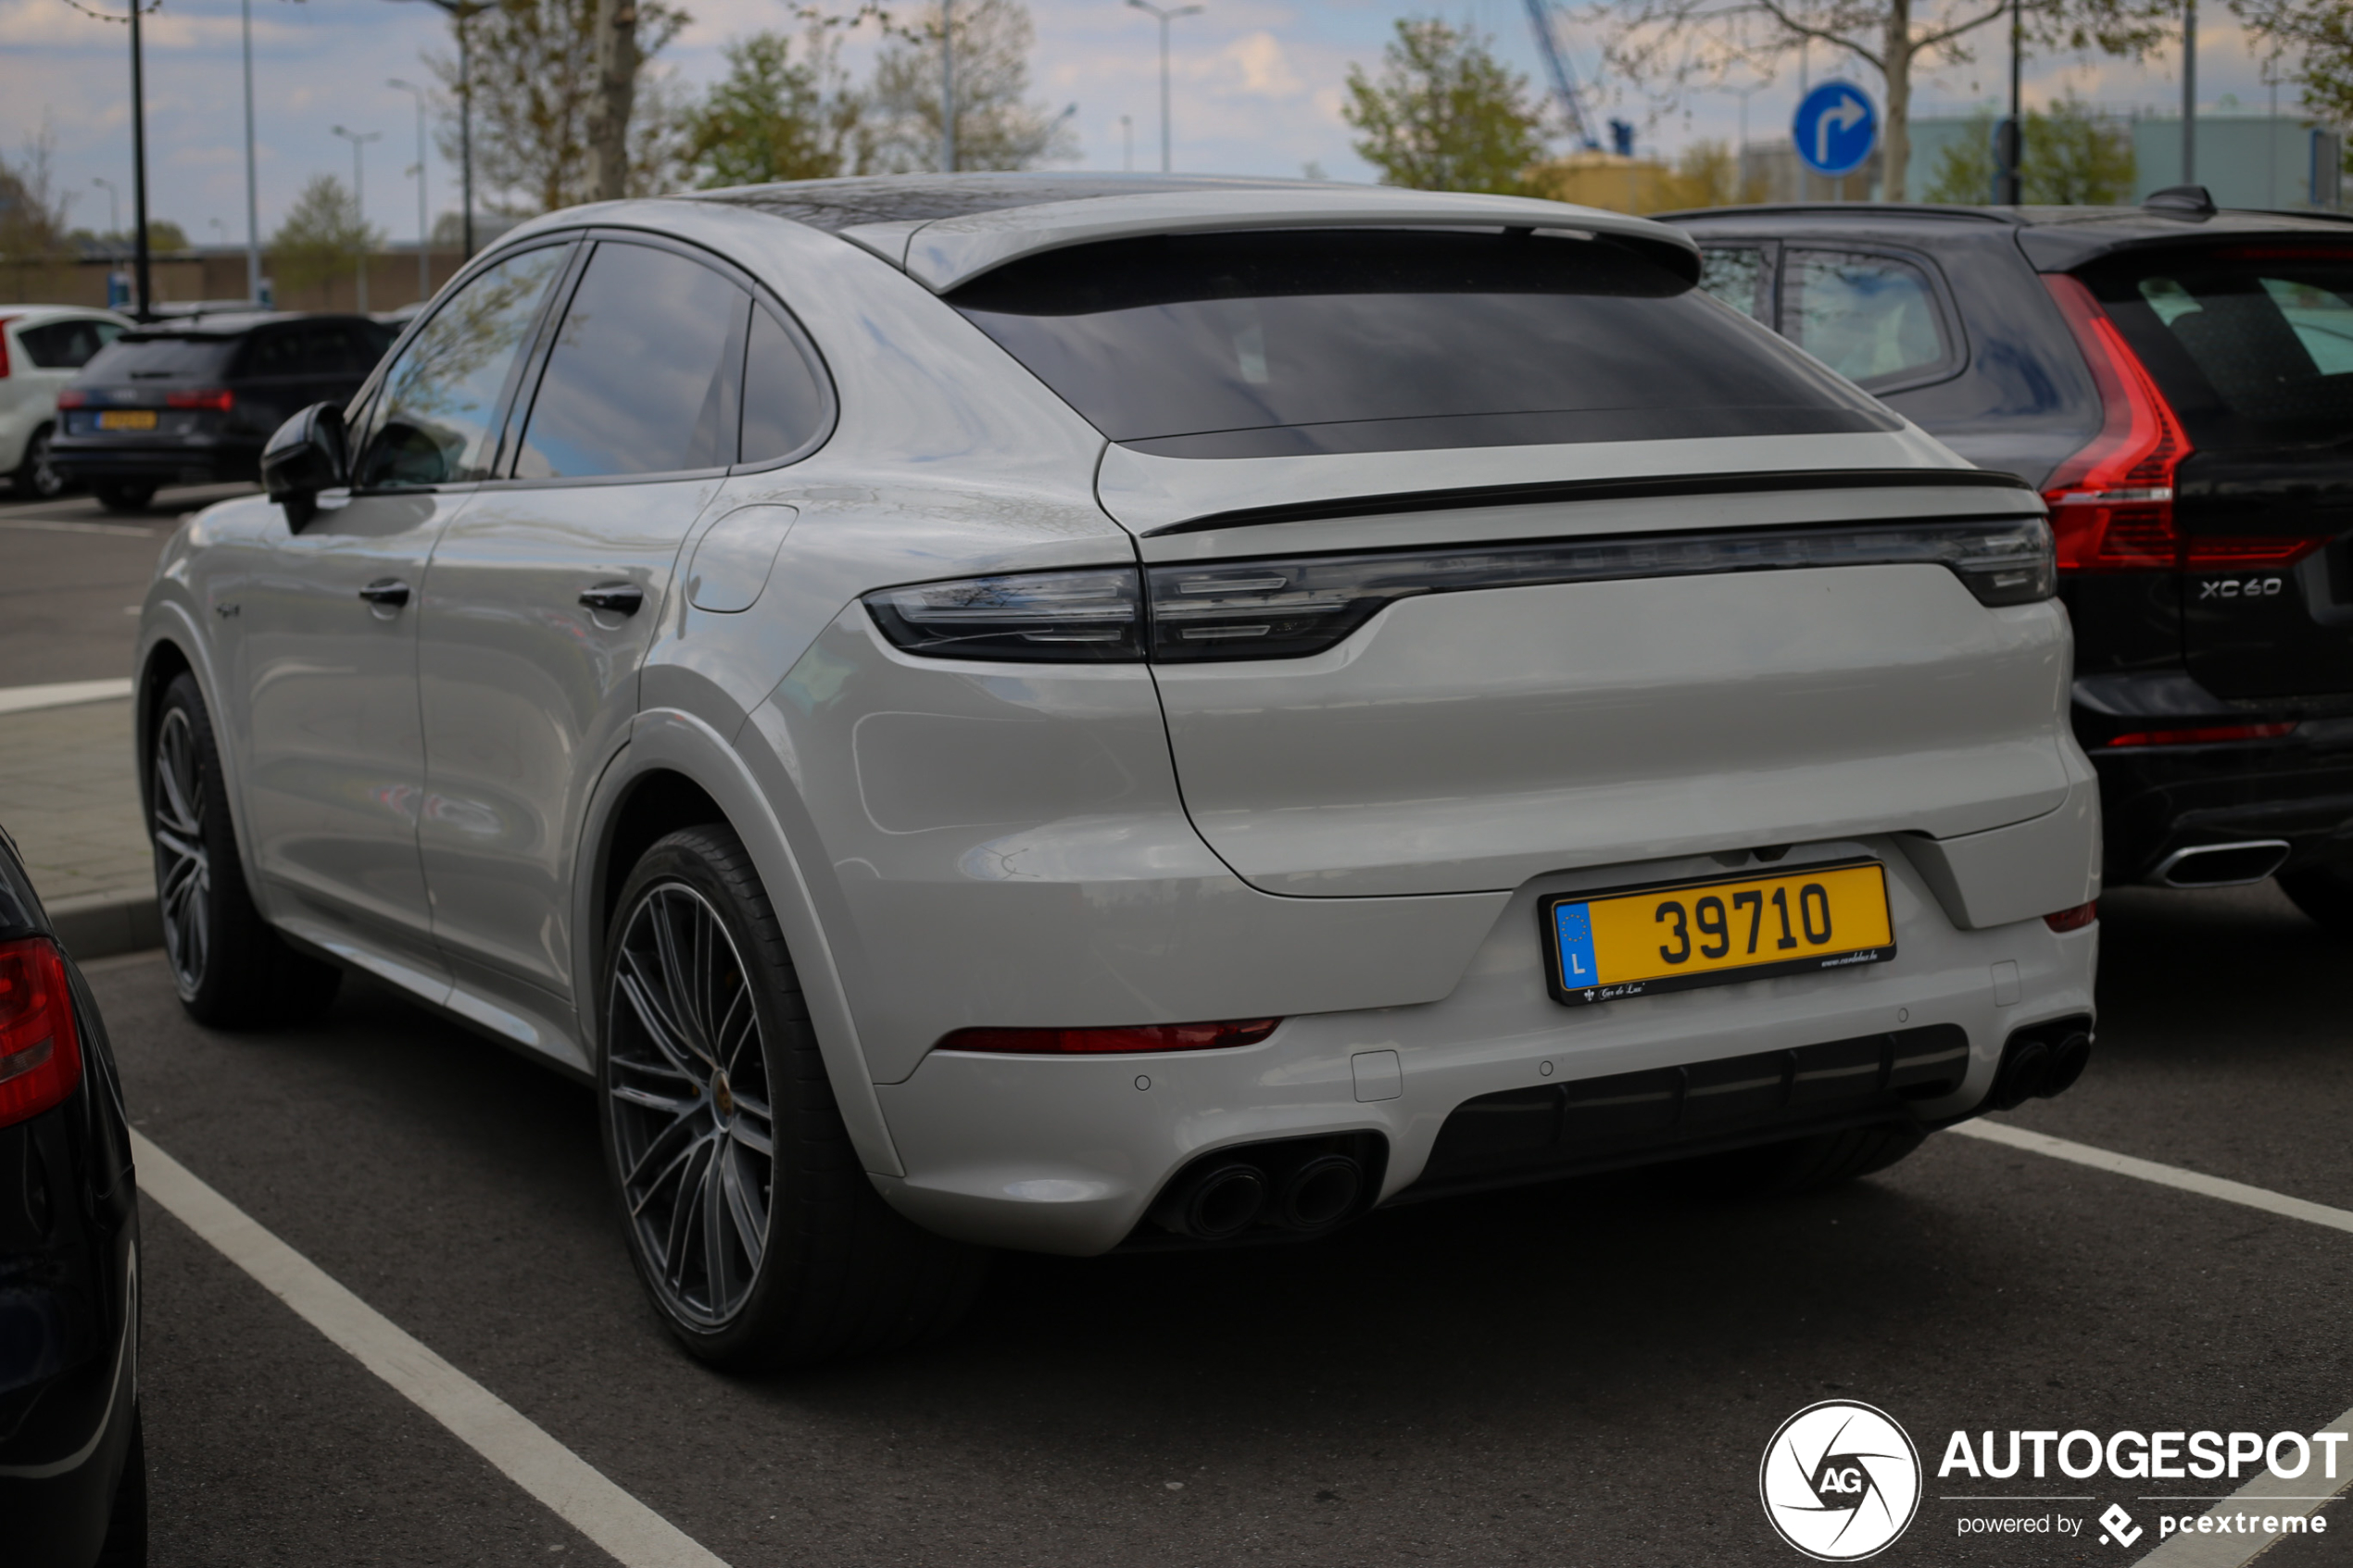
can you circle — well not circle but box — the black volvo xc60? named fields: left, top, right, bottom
left=1674, top=192, right=2353, bottom=930
left=0, top=825, right=144, bottom=1565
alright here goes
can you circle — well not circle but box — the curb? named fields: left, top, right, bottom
left=49, top=891, right=162, bottom=963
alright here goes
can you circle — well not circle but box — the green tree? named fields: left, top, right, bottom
left=2237, top=0, right=2353, bottom=169
left=1342, top=18, right=1547, bottom=194
left=1924, top=97, right=2136, bottom=203
left=424, top=0, right=688, bottom=214
left=271, top=174, right=381, bottom=297
left=866, top=0, right=1074, bottom=172
left=683, top=31, right=869, bottom=185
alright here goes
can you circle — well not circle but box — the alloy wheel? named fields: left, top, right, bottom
left=25, top=427, right=67, bottom=500
left=606, top=883, right=775, bottom=1329
left=151, top=708, right=211, bottom=997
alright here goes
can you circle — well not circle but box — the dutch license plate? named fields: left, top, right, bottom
left=97, top=409, right=157, bottom=431
left=1542, top=859, right=1894, bottom=1007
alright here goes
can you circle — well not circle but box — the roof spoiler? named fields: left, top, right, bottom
left=837, top=188, right=1705, bottom=293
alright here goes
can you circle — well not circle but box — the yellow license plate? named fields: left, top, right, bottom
left=1543, top=860, right=1894, bottom=1007
left=97, top=409, right=157, bottom=431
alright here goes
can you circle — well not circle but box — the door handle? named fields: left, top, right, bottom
left=578, top=583, right=644, bottom=616
left=358, top=578, right=410, bottom=608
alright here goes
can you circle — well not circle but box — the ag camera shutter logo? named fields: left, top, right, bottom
left=1760, top=1400, right=1923, bottom=1560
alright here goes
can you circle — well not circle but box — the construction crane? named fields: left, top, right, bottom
left=1523, top=0, right=1602, bottom=151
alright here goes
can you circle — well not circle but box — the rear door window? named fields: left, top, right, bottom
left=511, top=241, right=749, bottom=479
left=738, top=305, right=831, bottom=465
left=1780, top=250, right=1957, bottom=389
left=2102, top=249, right=2353, bottom=436
left=16, top=318, right=120, bottom=370
left=950, top=229, right=1894, bottom=459
left=351, top=242, right=571, bottom=489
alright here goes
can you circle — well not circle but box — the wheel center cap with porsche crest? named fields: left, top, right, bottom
left=1759, top=1400, right=1922, bottom=1561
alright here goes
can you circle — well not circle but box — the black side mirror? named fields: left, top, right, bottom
left=261, top=401, right=348, bottom=530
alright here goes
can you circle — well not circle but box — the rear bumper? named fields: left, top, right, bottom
left=48, top=433, right=258, bottom=485
left=2080, top=677, right=2353, bottom=884
left=868, top=836, right=2099, bottom=1256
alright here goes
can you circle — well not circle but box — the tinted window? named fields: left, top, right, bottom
left=514, top=242, right=748, bottom=478
left=237, top=328, right=307, bottom=377
left=739, top=306, right=829, bottom=463
left=353, top=243, right=570, bottom=489
left=305, top=320, right=386, bottom=376
left=1698, top=245, right=1771, bottom=322
left=2097, top=247, right=2353, bottom=441
left=17, top=318, right=120, bottom=370
left=951, top=230, right=1892, bottom=459
left=1780, top=251, right=1953, bottom=387
left=79, top=333, right=233, bottom=383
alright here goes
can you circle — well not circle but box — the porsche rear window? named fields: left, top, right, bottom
left=950, top=229, right=1897, bottom=459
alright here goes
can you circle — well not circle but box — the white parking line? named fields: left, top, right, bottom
left=130, top=1130, right=732, bottom=1568
left=0, top=517, right=163, bottom=537
left=1948, top=1119, right=2353, bottom=1236
left=2130, top=1406, right=2352, bottom=1565
left=1946, top=1121, right=2350, bottom=1564
left=0, top=678, right=135, bottom=716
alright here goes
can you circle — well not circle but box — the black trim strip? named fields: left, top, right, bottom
left=1137, top=467, right=2036, bottom=538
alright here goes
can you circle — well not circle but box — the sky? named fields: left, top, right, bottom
left=0, top=0, right=2308, bottom=247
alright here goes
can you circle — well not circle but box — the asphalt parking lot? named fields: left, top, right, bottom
left=62, top=879, right=2351, bottom=1568
left=8, top=491, right=2352, bottom=1567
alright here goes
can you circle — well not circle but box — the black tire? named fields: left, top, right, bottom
left=1675, top=1123, right=1928, bottom=1197
left=598, top=824, right=985, bottom=1370
left=94, top=482, right=156, bottom=514
left=91, top=1403, right=147, bottom=1567
left=2278, top=861, right=2353, bottom=935
left=149, top=672, right=341, bottom=1027
left=15, top=422, right=71, bottom=499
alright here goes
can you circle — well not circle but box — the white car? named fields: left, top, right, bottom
left=2, top=307, right=130, bottom=497
left=135, top=175, right=2099, bottom=1366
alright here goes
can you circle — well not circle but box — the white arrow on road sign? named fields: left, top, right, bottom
left=1817, top=93, right=1866, bottom=166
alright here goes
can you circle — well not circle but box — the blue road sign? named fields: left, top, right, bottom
left=1793, top=81, right=1878, bottom=178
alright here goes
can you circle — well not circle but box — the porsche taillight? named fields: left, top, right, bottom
left=2042, top=274, right=2331, bottom=573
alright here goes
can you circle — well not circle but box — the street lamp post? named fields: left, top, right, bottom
left=390, top=0, right=481, bottom=258
left=389, top=78, right=432, bottom=302
left=242, top=0, right=262, bottom=302
left=1120, top=113, right=1133, bottom=171
left=1125, top=0, right=1201, bottom=174
left=2182, top=0, right=2197, bottom=184
left=128, top=0, right=152, bottom=318
left=332, top=126, right=383, bottom=311
left=93, top=177, right=120, bottom=238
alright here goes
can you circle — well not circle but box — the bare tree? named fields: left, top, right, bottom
left=424, top=0, right=686, bottom=214
left=1592, top=0, right=2172, bottom=200
left=866, top=0, right=1074, bottom=172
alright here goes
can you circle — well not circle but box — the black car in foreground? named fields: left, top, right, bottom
left=0, top=825, right=143, bottom=1565
left=1672, top=192, right=2353, bottom=927
left=49, top=311, right=396, bottom=511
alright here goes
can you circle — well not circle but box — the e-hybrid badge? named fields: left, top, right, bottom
left=1541, top=860, right=1894, bottom=1006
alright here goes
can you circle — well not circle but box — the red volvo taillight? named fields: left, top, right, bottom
left=165, top=388, right=233, bottom=411
left=0, top=323, right=12, bottom=379
left=0, top=937, right=84, bottom=1130
left=2042, top=274, right=2331, bottom=572
left=2104, top=721, right=2296, bottom=747
left=937, top=1019, right=1281, bottom=1055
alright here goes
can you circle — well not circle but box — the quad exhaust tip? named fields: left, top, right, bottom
left=1148, top=1140, right=1374, bottom=1242
left=1986, top=1022, right=2094, bottom=1111
left=2154, top=839, right=2291, bottom=888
